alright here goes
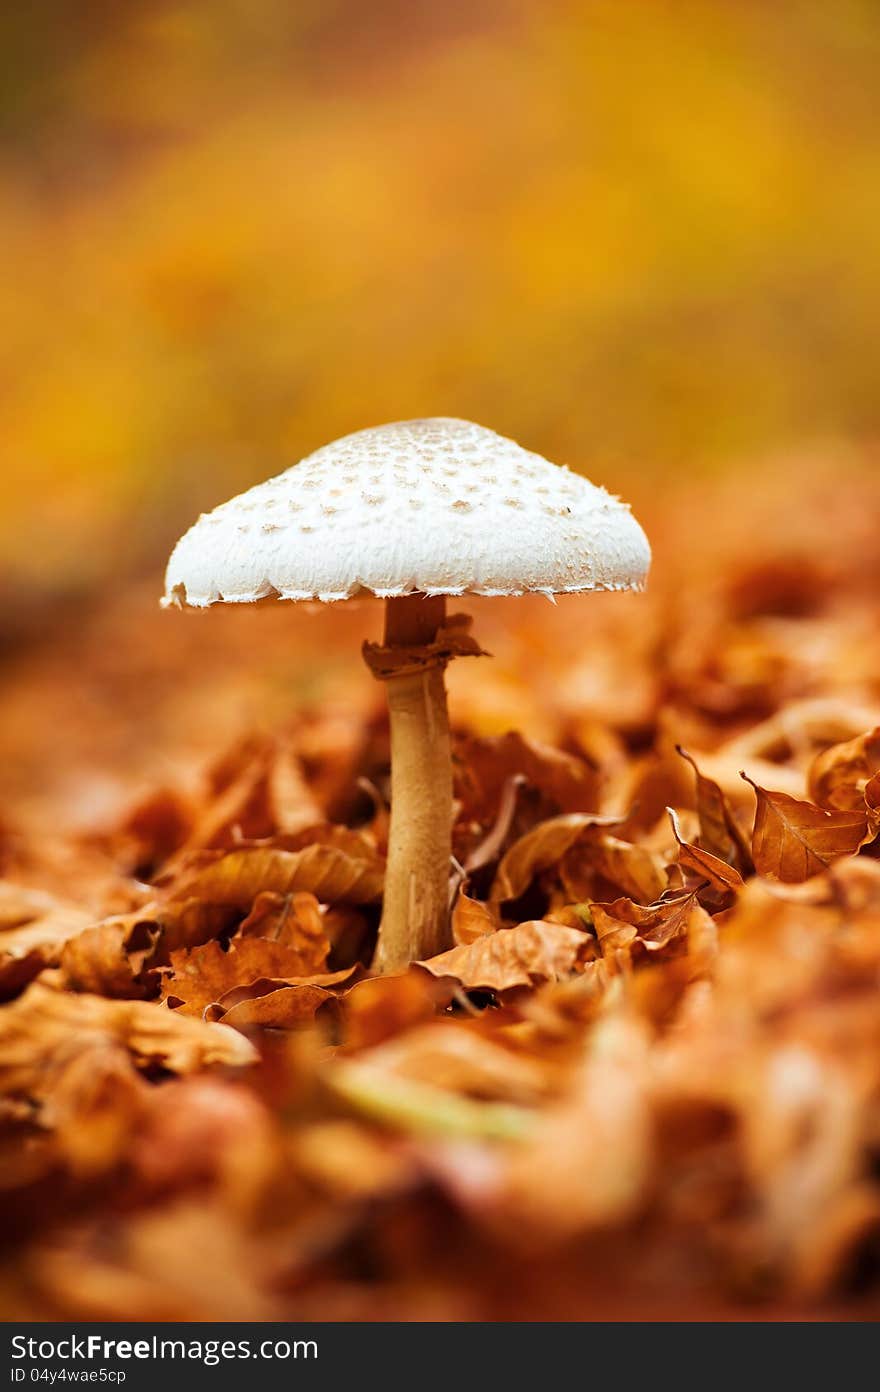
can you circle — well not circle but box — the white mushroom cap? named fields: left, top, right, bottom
left=163, top=418, right=650, bottom=607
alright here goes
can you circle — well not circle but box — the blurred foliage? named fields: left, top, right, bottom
left=2, top=0, right=880, bottom=593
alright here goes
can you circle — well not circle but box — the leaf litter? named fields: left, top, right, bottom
left=3, top=483, right=880, bottom=1320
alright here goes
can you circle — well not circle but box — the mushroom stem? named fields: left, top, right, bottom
left=372, top=594, right=453, bottom=972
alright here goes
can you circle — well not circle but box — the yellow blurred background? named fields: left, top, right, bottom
left=2, top=0, right=880, bottom=610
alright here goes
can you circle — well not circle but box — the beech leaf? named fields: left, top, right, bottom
left=417, top=920, right=592, bottom=992
left=677, top=746, right=753, bottom=873
left=169, top=843, right=383, bottom=909
left=741, top=772, right=869, bottom=882
left=807, top=726, right=880, bottom=813
left=490, top=813, right=624, bottom=905
left=667, top=807, right=745, bottom=896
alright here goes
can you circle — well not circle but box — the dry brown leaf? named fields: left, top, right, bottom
left=163, top=735, right=322, bottom=874
left=451, top=889, right=499, bottom=945
left=60, top=900, right=235, bottom=998
left=561, top=834, right=668, bottom=904
left=60, top=915, right=159, bottom=999
left=417, top=920, right=592, bottom=992
left=168, top=842, right=383, bottom=909
left=454, top=730, right=599, bottom=822
left=590, top=892, right=699, bottom=955
left=342, top=971, right=447, bottom=1050
left=490, top=813, right=622, bottom=905
left=237, top=889, right=327, bottom=958
left=220, top=984, right=338, bottom=1029
left=807, top=726, right=880, bottom=813
left=667, top=807, right=745, bottom=897
left=0, top=982, right=255, bottom=1105
left=677, top=746, right=753, bottom=873
left=742, top=773, right=869, bottom=882
left=161, top=936, right=336, bottom=1015
left=0, top=884, right=92, bottom=996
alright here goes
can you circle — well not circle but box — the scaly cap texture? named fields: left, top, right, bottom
left=163, top=418, right=650, bottom=607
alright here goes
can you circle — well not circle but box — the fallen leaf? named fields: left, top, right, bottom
left=741, top=773, right=869, bottom=881
left=168, top=842, right=384, bottom=909
left=417, top=921, right=592, bottom=992
left=0, top=887, right=92, bottom=997
left=677, top=746, right=753, bottom=872
left=59, top=901, right=235, bottom=998
left=0, top=982, right=256, bottom=1106
left=342, top=971, right=446, bottom=1050
left=807, top=726, right=880, bottom=813
left=561, top=834, right=668, bottom=904
left=590, top=892, right=699, bottom=955
left=60, top=915, right=159, bottom=999
left=490, top=813, right=623, bottom=905
left=454, top=730, right=599, bottom=823
left=667, top=807, right=744, bottom=897
left=160, top=937, right=336, bottom=1015
left=238, top=890, right=326, bottom=961
left=451, top=888, right=499, bottom=945
left=220, top=984, right=338, bottom=1029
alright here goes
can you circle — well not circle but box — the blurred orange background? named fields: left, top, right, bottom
left=2, top=0, right=880, bottom=826
left=3, top=0, right=879, bottom=603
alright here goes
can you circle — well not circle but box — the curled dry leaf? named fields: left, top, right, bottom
left=741, top=772, right=869, bottom=882
left=490, top=812, right=623, bottom=905
left=219, top=984, right=338, bottom=1030
left=807, top=726, right=880, bottom=814
left=677, top=746, right=752, bottom=873
left=0, top=982, right=256, bottom=1106
left=60, top=915, right=159, bottom=999
left=59, top=900, right=235, bottom=998
left=454, top=730, right=599, bottom=823
left=160, top=937, right=336, bottom=1015
left=560, top=834, right=667, bottom=904
left=0, top=884, right=92, bottom=996
left=342, top=971, right=448, bottom=1051
left=237, top=889, right=327, bottom=959
left=357, top=1023, right=551, bottom=1105
left=167, top=842, right=384, bottom=909
left=590, top=891, right=701, bottom=956
left=667, top=807, right=744, bottom=898
left=418, top=920, right=592, bottom=992
left=451, top=888, right=499, bottom=945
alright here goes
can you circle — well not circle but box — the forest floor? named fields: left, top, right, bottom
left=3, top=462, right=880, bottom=1321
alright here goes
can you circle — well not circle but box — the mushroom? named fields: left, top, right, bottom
left=162, top=417, right=650, bottom=971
